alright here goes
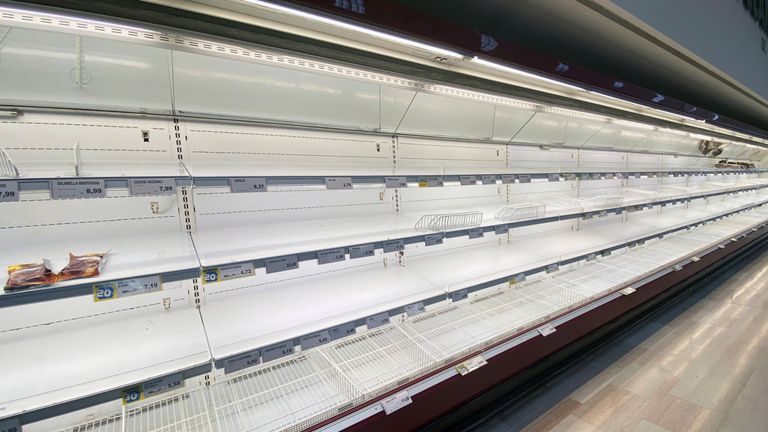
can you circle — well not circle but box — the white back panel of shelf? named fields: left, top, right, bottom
left=0, top=28, right=173, bottom=113
left=0, top=111, right=180, bottom=178
left=395, top=91, right=495, bottom=139
left=396, top=136, right=506, bottom=172
left=172, top=50, right=381, bottom=130
left=507, top=146, right=577, bottom=171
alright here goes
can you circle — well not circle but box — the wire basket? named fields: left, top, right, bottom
left=494, top=203, right=546, bottom=222
left=415, top=211, right=483, bottom=231
left=593, top=194, right=625, bottom=209
left=0, top=147, right=19, bottom=178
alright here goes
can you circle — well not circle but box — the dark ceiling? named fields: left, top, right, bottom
left=399, top=0, right=768, bottom=134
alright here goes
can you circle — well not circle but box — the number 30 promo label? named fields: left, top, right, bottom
left=94, top=275, right=163, bottom=302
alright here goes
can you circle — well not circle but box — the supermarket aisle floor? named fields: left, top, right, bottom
left=470, top=246, right=768, bottom=432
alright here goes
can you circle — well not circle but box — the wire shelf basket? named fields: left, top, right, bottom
left=320, top=325, right=435, bottom=398
left=59, top=414, right=122, bottom=432
left=494, top=203, right=546, bottom=222
left=210, top=351, right=361, bottom=432
left=0, top=147, right=19, bottom=178
left=593, top=194, right=625, bottom=209
left=415, top=211, right=483, bottom=232
left=124, top=388, right=213, bottom=432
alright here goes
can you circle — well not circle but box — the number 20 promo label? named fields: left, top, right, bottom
left=94, top=275, right=163, bottom=302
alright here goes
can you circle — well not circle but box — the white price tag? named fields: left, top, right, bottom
left=460, top=175, right=476, bottom=185
left=318, top=248, right=346, bottom=265
left=494, top=225, right=509, bottom=235
left=129, top=178, right=176, bottom=196
left=223, top=349, right=261, bottom=374
left=93, top=276, right=162, bottom=302
left=0, top=418, right=20, bottom=432
left=405, top=302, right=426, bottom=316
left=455, top=355, right=487, bottom=375
left=301, top=330, right=331, bottom=349
left=385, top=176, right=408, bottom=188
left=325, top=177, right=353, bottom=190
left=620, top=287, right=636, bottom=295
left=501, top=174, right=516, bottom=184
left=265, top=255, right=299, bottom=274
left=537, top=323, right=557, bottom=336
left=381, top=390, right=412, bottom=415
left=0, top=181, right=19, bottom=203
left=508, top=274, right=525, bottom=286
left=203, top=263, right=255, bottom=284
left=418, top=177, right=443, bottom=187
left=481, top=175, right=496, bottom=184
left=424, top=233, right=444, bottom=246
left=545, top=264, right=559, bottom=273
left=547, top=174, right=560, bottom=182
left=468, top=228, right=484, bottom=239
left=330, top=322, right=357, bottom=340
left=518, top=175, right=531, bottom=183
left=142, top=372, right=183, bottom=398
left=349, top=243, right=375, bottom=259
left=262, top=341, right=294, bottom=362
left=51, top=179, right=105, bottom=199
left=230, top=177, right=267, bottom=193
left=383, top=239, right=404, bottom=253
left=366, top=312, right=390, bottom=329
left=451, top=289, right=468, bottom=302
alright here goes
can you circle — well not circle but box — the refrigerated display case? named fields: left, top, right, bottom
left=2, top=3, right=768, bottom=432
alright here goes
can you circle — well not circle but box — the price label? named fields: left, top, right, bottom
left=230, top=177, right=267, bottom=193
left=518, top=175, right=531, bottom=183
left=381, top=390, right=412, bottom=415
left=0, top=181, right=19, bottom=203
left=93, top=275, right=163, bottom=302
left=265, top=255, right=299, bottom=274
left=620, top=287, right=636, bottom=296
left=301, top=330, right=331, bottom=349
left=508, top=274, right=525, bottom=286
left=129, top=178, right=176, bottom=196
left=537, top=323, right=557, bottom=336
left=223, top=349, right=261, bottom=374
left=330, top=322, right=357, bottom=340
left=545, top=264, right=559, bottom=273
left=592, top=173, right=602, bottom=180
left=586, top=253, right=597, bottom=261
left=418, top=177, right=443, bottom=187
left=349, top=243, right=375, bottom=259
left=385, top=176, right=408, bottom=188
left=383, top=239, right=404, bottom=253
left=481, top=175, right=496, bottom=185
left=142, top=372, right=183, bottom=398
left=317, top=248, right=346, bottom=265
left=615, top=173, right=624, bottom=179
left=122, top=386, right=143, bottom=405
left=325, top=177, right=353, bottom=190
left=366, top=312, right=390, bottom=329
left=547, top=174, right=560, bottom=182
left=635, top=173, right=642, bottom=178
left=203, top=263, right=255, bottom=284
left=424, top=233, right=444, bottom=246
left=460, top=175, right=476, bottom=185
left=405, top=302, right=426, bottom=316
left=0, top=418, right=20, bottom=432
left=51, top=179, right=106, bottom=199
left=501, top=174, right=516, bottom=184
left=601, top=250, right=612, bottom=257
left=455, top=355, right=487, bottom=376
left=451, top=289, right=468, bottom=302
left=468, top=228, right=484, bottom=239
left=262, top=340, right=294, bottom=362
left=495, top=225, right=509, bottom=235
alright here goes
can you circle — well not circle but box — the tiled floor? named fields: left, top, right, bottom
left=470, top=245, right=768, bottom=432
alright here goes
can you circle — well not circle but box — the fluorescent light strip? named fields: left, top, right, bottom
left=242, top=0, right=463, bottom=59
left=472, top=56, right=586, bottom=92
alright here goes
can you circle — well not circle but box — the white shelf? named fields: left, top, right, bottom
left=0, top=290, right=210, bottom=419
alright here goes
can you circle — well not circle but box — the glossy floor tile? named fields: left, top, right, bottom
left=469, top=245, right=768, bottom=432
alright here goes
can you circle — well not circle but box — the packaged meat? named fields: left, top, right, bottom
left=57, top=252, right=107, bottom=282
left=5, top=260, right=56, bottom=291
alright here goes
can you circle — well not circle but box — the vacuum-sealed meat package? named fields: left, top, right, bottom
left=57, top=252, right=107, bottom=282
left=5, top=260, right=56, bottom=291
